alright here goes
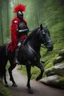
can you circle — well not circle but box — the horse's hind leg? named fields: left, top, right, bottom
left=3, top=67, right=9, bottom=87
left=36, top=61, right=44, bottom=81
left=8, top=62, right=17, bottom=87
left=1, top=60, right=8, bottom=87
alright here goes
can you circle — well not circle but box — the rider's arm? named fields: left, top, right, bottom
left=16, top=22, right=29, bottom=37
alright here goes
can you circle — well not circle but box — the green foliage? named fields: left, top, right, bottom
left=18, top=65, right=27, bottom=75
left=0, top=79, right=13, bottom=96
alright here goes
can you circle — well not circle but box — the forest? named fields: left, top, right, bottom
left=0, top=0, right=64, bottom=96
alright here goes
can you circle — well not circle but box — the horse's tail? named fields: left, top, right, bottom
left=0, top=44, right=8, bottom=78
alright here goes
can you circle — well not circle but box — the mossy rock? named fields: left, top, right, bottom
left=45, top=63, right=64, bottom=76
left=45, top=68, right=55, bottom=76
left=59, top=49, right=64, bottom=57
left=53, top=56, right=64, bottom=65
left=40, top=75, right=64, bottom=89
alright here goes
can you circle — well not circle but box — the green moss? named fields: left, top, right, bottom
left=59, top=76, right=64, bottom=81
left=58, top=76, right=64, bottom=88
left=0, top=79, right=13, bottom=96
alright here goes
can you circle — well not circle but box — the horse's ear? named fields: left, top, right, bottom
left=40, top=24, right=43, bottom=30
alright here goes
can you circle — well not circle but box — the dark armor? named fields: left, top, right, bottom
left=17, top=21, right=29, bottom=36
left=17, top=11, right=23, bottom=20
left=14, top=21, right=29, bottom=64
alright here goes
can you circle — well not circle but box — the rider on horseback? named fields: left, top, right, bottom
left=8, top=4, right=29, bottom=64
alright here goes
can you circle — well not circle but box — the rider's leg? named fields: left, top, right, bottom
left=14, top=41, right=21, bottom=64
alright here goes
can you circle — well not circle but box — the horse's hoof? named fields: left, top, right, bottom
left=36, top=77, right=39, bottom=81
left=28, top=89, right=34, bottom=94
left=36, top=76, right=42, bottom=81
left=12, top=83, right=17, bottom=87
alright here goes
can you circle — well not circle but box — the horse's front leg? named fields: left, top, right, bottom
left=26, top=64, right=33, bottom=94
left=36, top=61, right=44, bottom=81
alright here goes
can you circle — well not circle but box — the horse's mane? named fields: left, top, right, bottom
left=24, top=27, right=39, bottom=44
left=29, top=27, right=39, bottom=36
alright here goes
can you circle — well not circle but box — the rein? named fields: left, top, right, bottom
left=28, top=43, right=40, bottom=59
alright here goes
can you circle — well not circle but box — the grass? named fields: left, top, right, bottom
left=0, top=79, right=13, bottom=96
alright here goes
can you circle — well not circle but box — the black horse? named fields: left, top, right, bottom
left=0, top=24, right=53, bottom=94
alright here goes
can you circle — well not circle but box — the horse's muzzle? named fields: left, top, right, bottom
left=47, top=45, right=53, bottom=51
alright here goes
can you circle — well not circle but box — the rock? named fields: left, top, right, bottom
left=53, top=56, right=64, bottom=65
left=45, top=63, right=64, bottom=76
left=41, top=75, right=59, bottom=83
left=45, top=68, right=55, bottom=76
left=42, top=49, right=64, bottom=89
left=59, top=49, right=64, bottom=57
left=40, top=75, right=64, bottom=89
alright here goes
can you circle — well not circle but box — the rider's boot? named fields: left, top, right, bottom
left=14, top=48, right=19, bottom=64
left=14, top=42, right=21, bottom=64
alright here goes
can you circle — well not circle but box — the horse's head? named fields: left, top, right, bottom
left=38, top=24, right=53, bottom=51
